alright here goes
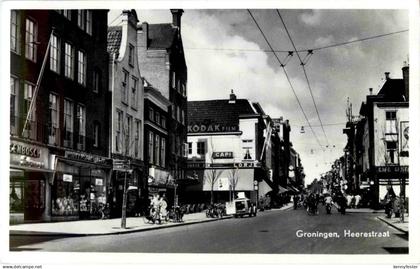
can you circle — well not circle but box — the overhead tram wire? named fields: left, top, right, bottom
left=247, top=9, right=324, bottom=150
left=277, top=10, right=330, bottom=146
left=181, top=29, right=408, bottom=54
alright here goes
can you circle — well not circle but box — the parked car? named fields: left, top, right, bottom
left=226, top=198, right=257, bottom=218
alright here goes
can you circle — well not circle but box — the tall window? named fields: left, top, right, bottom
left=155, top=111, right=160, bottom=125
left=131, top=77, right=138, bottom=109
left=77, top=50, right=86, bottom=85
left=161, top=116, right=166, bottom=128
left=48, top=93, right=59, bottom=145
left=181, top=109, right=185, bottom=125
left=125, top=115, right=132, bottom=155
left=63, top=10, right=72, bottom=20
left=93, top=69, right=101, bottom=93
left=11, top=10, right=20, bottom=54
left=116, top=110, right=122, bottom=152
left=171, top=72, right=176, bottom=88
left=187, top=142, right=192, bottom=154
left=93, top=122, right=100, bottom=148
left=64, top=42, right=74, bottom=79
left=122, top=70, right=129, bottom=104
left=197, top=141, right=206, bottom=155
left=385, top=111, right=397, bottom=142
left=386, top=141, right=397, bottom=164
left=149, top=107, right=154, bottom=122
left=77, top=105, right=86, bottom=150
left=177, top=106, right=181, bottom=122
left=86, top=11, right=92, bottom=35
left=10, top=77, right=18, bottom=133
left=161, top=137, right=166, bottom=167
left=23, top=82, right=35, bottom=139
left=50, top=34, right=60, bottom=73
left=77, top=10, right=86, bottom=30
left=64, top=99, right=74, bottom=148
left=134, top=120, right=141, bottom=158
left=25, top=18, right=37, bottom=62
left=148, top=131, right=154, bottom=164
left=155, top=134, right=160, bottom=166
left=128, top=44, right=134, bottom=66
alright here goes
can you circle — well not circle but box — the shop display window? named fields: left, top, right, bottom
left=10, top=182, right=24, bottom=213
left=52, top=175, right=80, bottom=216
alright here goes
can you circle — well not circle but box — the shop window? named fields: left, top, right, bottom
left=25, top=180, right=45, bottom=211
left=10, top=182, right=24, bottom=213
left=52, top=175, right=79, bottom=216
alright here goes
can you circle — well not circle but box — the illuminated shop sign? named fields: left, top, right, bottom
left=212, top=152, right=233, bottom=159
left=188, top=124, right=239, bottom=133
left=10, top=143, right=40, bottom=158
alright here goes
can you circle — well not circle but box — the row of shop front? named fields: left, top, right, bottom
left=9, top=138, right=176, bottom=224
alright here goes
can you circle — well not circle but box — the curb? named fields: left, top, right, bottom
left=377, top=216, right=408, bottom=234
left=10, top=216, right=233, bottom=237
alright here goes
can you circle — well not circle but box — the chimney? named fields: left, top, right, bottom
left=137, top=22, right=149, bottom=49
left=402, top=64, right=409, bottom=101
left=384, top=72, right=390, bottom=80
left=369, top=88, right=373, bottom=95
left=170, top=9, right=184, bottom=31
left=229, top=89, right=236, bottom=104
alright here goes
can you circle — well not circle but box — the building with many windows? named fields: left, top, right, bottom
left=353, top=66, right=409, bottom=208
left=10, top=10, right=110, bottom=223
left=137, top=9, right=188, bottom=192
left=107, top=10, right=145, bottom=217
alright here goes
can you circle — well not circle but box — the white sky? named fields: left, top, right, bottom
left=108, top=9, right=408, bottom=184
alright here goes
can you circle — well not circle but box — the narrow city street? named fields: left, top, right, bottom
left=10, top=208, right=407, bottom=254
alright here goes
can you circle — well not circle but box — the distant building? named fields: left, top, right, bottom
left=137, top=9, right=188, bottom=191
left=184, top=91, right=271, bottom=205
left=354, top=66, right=409, bottom=207
left=10, top=10, right=110, bottom=223
left=107, top=10, right=145, bottom=217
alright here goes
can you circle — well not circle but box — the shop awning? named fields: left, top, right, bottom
left=9, top=168, right=24, bottom=178
left=10, top=165, right=54, bottom=174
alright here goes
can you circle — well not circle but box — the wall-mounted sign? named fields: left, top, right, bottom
left=212, top=152, right=233, bottom=159
left=63, top=174, right=73, bottom=182
left=187, top=161, right=262, bottom=169
left=95, top=178, right=103, bottom=186
left=65, top=151, right=110, bottom=165
left=375, top=165, right=408, bottom=178
left=400, top=121, right=409, bottom=153
left=10, top=142, right=40, bottom=158
left=188, top=124, right=239, bottom=133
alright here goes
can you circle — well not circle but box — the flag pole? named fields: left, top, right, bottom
left=21, top=29, right=54, bottom=137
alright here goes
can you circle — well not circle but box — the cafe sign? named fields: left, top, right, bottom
left=212, top=152, right=233, bottom=159
left=376, top=165, right=409, bottom=178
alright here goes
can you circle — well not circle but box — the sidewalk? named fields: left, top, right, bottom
left=377, top=214, right=409, bottom=234
left=10, top=203, right=294, bottom=236
left=347, top=208, right=384, bottom=213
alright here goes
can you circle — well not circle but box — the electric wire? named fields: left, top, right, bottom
left=247, top=9, right=324, bottom=150
left=277, top=10, right=330, bottom=146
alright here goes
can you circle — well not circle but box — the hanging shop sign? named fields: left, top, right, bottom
left=95, top=178, right=103, bottom=186
left=188, top=123, right=239, bottom=133
left=65, top=150, right=110, bottom=165
left=212, top=152, right=234, bottom=159
left=63, top=174, right=73, bottom=182
left=400, top=121, right=409, bottom=155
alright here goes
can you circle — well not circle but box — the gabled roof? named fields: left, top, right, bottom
left=377, top=79, right=406, bottom=102
left=107, top=26, right=122, bottom=55
left=187, top=99, right=258, bottom=127
left=148, top=23, right=178, bottom=49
